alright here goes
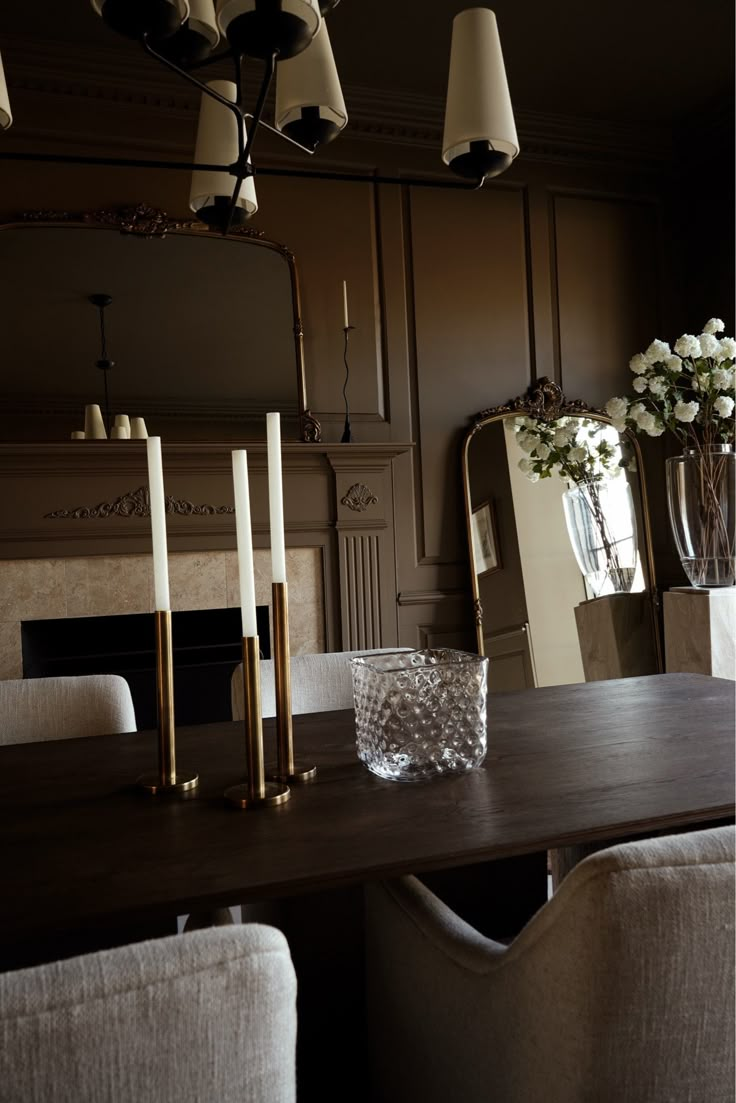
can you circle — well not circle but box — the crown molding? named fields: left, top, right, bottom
left=3, top=34, right=676, bottom=172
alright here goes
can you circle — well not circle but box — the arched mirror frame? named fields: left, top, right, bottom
left=462, top=376, right=663, bottom=673
left=1, top=203, right=321, bottom=443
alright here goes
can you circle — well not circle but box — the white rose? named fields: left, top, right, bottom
left=518, top=435, right=536, bottom=453
left=674, top=334, right=702, bottom=358
left=535, top=442, right=551, bottom=460
left=648, top=377, right=667, bottom=397
left=703, top=318, right=725, bottom=335
left=629, top=353, right=648, bottom=374
left=632, top=377, right=648, bottom=393
left=629, top=402, right=647, bottom=423
left=553, top=428, right=570, bottom=447
left=698, top=332, right=720, bottom=357
left=674, top=400, right=699, bottom=423
left=568, top=446, right=587, bottom=463
left=518, top=458, right=534, bottom=473
left=644, top=420, right=666, bottom=437
left=637, top=412, right=656, bottom=433
left=665, top=354, right=683, bottom=374
left=716, top=337, right=736, bottom=362
left=714, top=395, right=735, bottom=418
left=605, top=397, right=628, bottom=420
left=527, top=471, right=540, bottom=483
left=611, top=418, right=627, bottom=433
left=645, top=339, right=671, bottom=363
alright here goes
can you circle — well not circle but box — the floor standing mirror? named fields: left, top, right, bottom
left=462, top=377, right=662, bottom=692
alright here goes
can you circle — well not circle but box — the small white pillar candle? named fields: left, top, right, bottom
left=266, top=412, right=287, bottom=584
left=232, top=450, right=258, bottom=638
left=342, top=279, right=349, bottom=329
left=146, top=436, right=171, bottom=611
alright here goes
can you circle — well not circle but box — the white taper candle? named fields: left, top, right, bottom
left=342, top=279, right=349, bottom=329
left=266, top=412, right=287, bottom=584
left=232, top=450, right=258, bottom=637
left=146, top=436, right=171, bottom=610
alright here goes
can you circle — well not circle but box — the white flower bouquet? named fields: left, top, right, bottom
left=509, top=416, right=637, bottom=595
left=606, top=319, right=735, bottom=587
left=509, top=415, right=624, bottom=486
left=605, top=319, right=735, bottom=449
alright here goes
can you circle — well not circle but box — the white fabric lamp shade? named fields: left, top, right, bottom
left=442, top=8, right=519, bottom=181
left=0, top=52, right=12, bottom=130
left=216, top=0, right=321, bottom=61
left=275, top=21, right=346, bottom=150
left=189, top=80, right=257, bottom=226
left=188, top=0, right=219, bottom=48
left=90, top=0, right=189, bottom=40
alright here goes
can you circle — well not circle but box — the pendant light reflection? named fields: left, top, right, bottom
left=0, top=52, right=12, bottom=130
left=189, top=79, right=258, bottom=227
left=442, top=8, right=519, bottom=182
left=216, top=0, right=321, bottom=61
left=275, top=21, right=346, bottom=150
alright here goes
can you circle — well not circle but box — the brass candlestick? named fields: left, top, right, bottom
left=225, top=636, right=291, bottom=809
left=137, top=610, right=199, bottom=795
left=272, top=581, right=316, bottom=782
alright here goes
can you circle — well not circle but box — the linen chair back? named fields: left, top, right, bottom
left=231, top=647, right=413, bottom=720
left=0, top=674, right=136, bottom=745
left=0, top=925, right=297, bottom=1103
left=366, top=825, right=736, bottom=1103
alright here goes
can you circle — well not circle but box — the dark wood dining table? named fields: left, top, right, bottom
left=1, top=672, right=733, bottom=959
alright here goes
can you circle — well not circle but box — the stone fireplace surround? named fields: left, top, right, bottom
left=0, top=440, right=410, bottom=681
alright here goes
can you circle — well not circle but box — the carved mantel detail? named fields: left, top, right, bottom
left=44, top=486, right=234, bottom=520
left=341, top=483, right=378, bottom=512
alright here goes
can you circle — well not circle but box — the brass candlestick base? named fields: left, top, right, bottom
left=137, top=610, right=198, bottom=795
left=272, top=581, right=316, bottom=783
left=224, top=780, right=290, bottom=809
left=226, top=635, right=290, bottom=810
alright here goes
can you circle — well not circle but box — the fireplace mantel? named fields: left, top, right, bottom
left=0, top=440, right=413, bottom=655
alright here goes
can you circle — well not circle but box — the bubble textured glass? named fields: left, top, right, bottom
left=350, top=649, right=488, bottom=782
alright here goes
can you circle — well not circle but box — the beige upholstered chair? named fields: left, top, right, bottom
left=0, top=925, right=296, bottom=1103
left=366, top=825, right=736, bottom=1103
left=0, top=674, right=136, bottom=745
left=231, top=648, right=413, bottom=721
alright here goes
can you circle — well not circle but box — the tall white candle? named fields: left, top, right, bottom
left=146, top=436, right=171, bottom=610
left=342, top=279, right=349, bottom=329
left=232, top=450, right=258, bottom=638
left=266, top=412, right=287, bottom=584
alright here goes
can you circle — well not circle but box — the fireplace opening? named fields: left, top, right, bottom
left=21, top=607, right=271, bottom=730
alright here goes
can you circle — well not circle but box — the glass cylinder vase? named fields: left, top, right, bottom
left=561, top=477, right=638, bottom=597
left=666, top=446, right=735, bottom=588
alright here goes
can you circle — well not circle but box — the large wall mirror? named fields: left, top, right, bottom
left=0, top=205, right=320, bottom=442
left=462, top=378, right=662, bottom=692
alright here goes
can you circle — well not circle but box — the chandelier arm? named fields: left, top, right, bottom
left=0, top=152, right=484, bottom=190
left=221, top=52, right=277, bottom=236
left=243, top=113, right=317, bottom=156
left=141, top=33, right=245, bottom=129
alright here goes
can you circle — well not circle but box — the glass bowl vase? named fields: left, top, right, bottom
left=350, top=648, right=488, bottom=782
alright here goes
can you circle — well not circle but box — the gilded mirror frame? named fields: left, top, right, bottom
left=462, top=376, right=662, bottom=673
left=0, top=203, right=321, bottom=442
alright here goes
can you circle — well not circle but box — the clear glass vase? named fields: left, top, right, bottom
left=350, top=649, right=488, bottom=782
left=666, top=446, right=736, bottom=588
left=561, top=478, right=638, bottom=597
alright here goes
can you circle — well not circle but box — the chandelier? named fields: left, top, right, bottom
left=0, top=2, right=519, bottom=233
